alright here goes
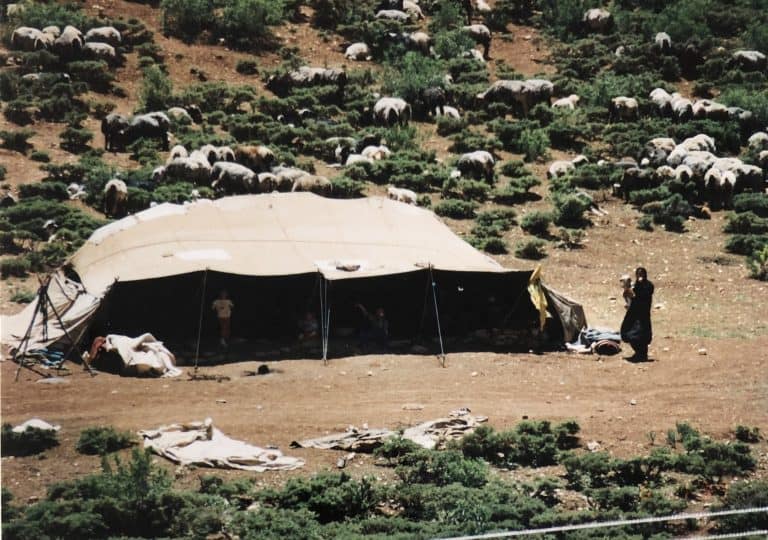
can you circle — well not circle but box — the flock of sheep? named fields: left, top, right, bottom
left=11, top=23, right=122, bottom=64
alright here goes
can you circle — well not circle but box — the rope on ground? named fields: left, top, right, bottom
left=436, top=506, right=768, bottom=540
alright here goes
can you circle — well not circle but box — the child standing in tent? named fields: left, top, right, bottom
left=212, top=290, right=234, bottom=347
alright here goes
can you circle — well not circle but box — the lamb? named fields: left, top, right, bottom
left=582, top=8, right=612, bottom=32
left=552, top=94, right=580, bottom=110
left=167, top=107, right=195, bottom=124
left=291, top=175, right=333, bottom=196
left=103, top=179, right=128, bottom=218
left=463, top=24, right=491, bottom=59
left=272, top=165, right=311, bottom=191
left=608, top=96, right=639, bottom=122
left=66, top=182, right=86, bottom=200
left=436, top=105, right=461, bottom=119
left=547, top=160, right=575, bottom=179
left=457, top=150, right=495, bottom=184
left=235, top=144, right=275, bottom=172
left=387, top=186, right=417, bottom=204
left=654, top=32, right=671, bottom=53
left=84, top=26, right=122, bottom=47
left=402, top=0, right=424, bottom=20
left=373, top=97, right=411, bottom=126
left=344, top=42, right=371, bottom=61
left=211, top=162, right=257, bottom=194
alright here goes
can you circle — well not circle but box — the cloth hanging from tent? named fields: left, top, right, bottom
left=1, top=272, right=102, bottom=357
left=542, top=286, right=588, bottom=343
left=101, top=333, right=182, bottom=377
left=139, top=418, right=304, bottom=471
left=527, top=265, right=549, bottom=331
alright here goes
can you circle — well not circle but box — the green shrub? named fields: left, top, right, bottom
left=1, top=258, right=31, bottom=278
left=236, top=58, right=260, bottom=75
left=4, top=99, right=35, bottom=125
left=519, top=128, right=550, bottom=162
left=436, top=115, right=466, bottom=136
left=11, top=289, right=36, bottom=303
left=66, top=61, right=115, bottom=93
left=734, top=425, right=760, bottom=444
left=552, top=192, right=591, bottom=228
left=0, top=164, right=6, bottom=181
left=1, top=423, right=59, bottom=456
left=515, top=239, right=547, bottom=259
left=161, top=0, right=214, bottom=41
left=216, top=0, right=285, bottom=50
left=637, top=214, right=654, bottom=231
left=396, top=449, right=488, bottom=488
left=18, top=181, right=68, bottom=201
left=0, top=128, right=34, bottom=153
left=140, top=65, right=173, bottom=111
left=725, top=234, right=768, bottom=256
left=733, top=193, right=768, bottom=217
left=76, top=426, right=136, bottom=455
left=520, top=211, right=552, bottom=236
left=434, top=199, right=477, bottom=219
left=60, top=126, right=93, bottom=153
left=629, top=187, right=671, bottom=206
left=458, top=179, right=490, bottom=202
left=747, top=245, right=768, bottom=281
left=723, top=212, right=768, bottom=234
left=374, top=435, right=422, bottom=464
left=716, top=480, right=768, bottom=534
left=30, top=150, right=51, bottom=163
left=330, top=176, right=366, bottom=198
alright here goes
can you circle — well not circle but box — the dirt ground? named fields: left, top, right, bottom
left=2, top=0, right=768, bottom=506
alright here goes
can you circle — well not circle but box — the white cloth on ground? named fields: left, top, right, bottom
left=139, top=418, right=304, bottom=472
left=12, top=418, right=61, bottom=433
left=103, top=333, right=182, bottom=377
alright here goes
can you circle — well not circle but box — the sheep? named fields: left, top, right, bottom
left=387, top=186, right=417, bottom=204
left=649, top=88, right=673, bottom=115
left=151, top=166, right=166, bottom=183
left=11, top=27, right=49, bottom=51
left=436, top=105, right=461, bottom=119
left=167, top=144, right=188, bottom=164
left=608, top=96, right=639, bottom=122
left=670, top=93, right=694, bottom=121
left=476, top=0, right=492, bottom=13
left=373, top=97, right=411, bottom=126
left=103, top=179, right=128, bottom=217
left=361, top=144, right=392, bottom=160
left=619, top=167, right=658, bottom=200
left=582, top=8, right=612, bottom=32
left=476, top=79, right=553, bottom=116
left=415, top=86, right=447, bottom=118
left=101, top=113, right=130, bottom=152
left=53, top=25, right=84, bottom=58
left=257, top=172, right=279, bottom=193
left=457, top=150, right=495, bottom=184
left=165, top=155, right=212, bottom=185
left=375, top=9, right=410, bottom=22
left=748, top=132, right=768, bottom=150
left=674, top=165, right=694, bottom=183
left=653, top=32, right=671, bottom=53
left=214, top=146, right=235, bottom=162
left=345, top=154, right=374, bottom=166
left=552, top=94, right=580, bottom=110
left=42, top=25, right=60, bottom=38
left=682, top=151, right=717, bottom=178
left=692, top=99, right=729, bottom=121
left=84, top=26, right=121, bottom=47
left=211, top=162, right=257, bottom=194
left=463, top=24, right=491, bottom=59
left=703, top=168, right=736, bottom=209
left=731, top=50, right=767, bottom=72
left=272, top=165, right=310, bottom=191
left=402, top=0, right=424, bottom=20
left=291, top=174, right=332, bottom=196
left=462, top=48, right=486, bottom=64
left=66, top=182, right=87, bottom=200
left=167, top=106, right=195, bottom=124
left=198, top=144, right=218, bottom=165
left=547, top=160, right=575, bottom=179
left=83, top=41, right=117, bottom=64
left=235, top=144, right=275, bottom=172
left=655, top=165, right=676, bottom=180
left=344, top=42, right=371, bottom=61
left=643, top=137, right=677, bottom=166
left=405, top=31, right=432, bottom=55
left=266, top=66, right=347, bottom=98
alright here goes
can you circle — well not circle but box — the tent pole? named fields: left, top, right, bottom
left=193, top=269, right=208, bottom=376
left=321, top=276, right=331, bottom=366
left=13, top=285, right=44, bottom=381
left=429, top=266, right=446, bottom=368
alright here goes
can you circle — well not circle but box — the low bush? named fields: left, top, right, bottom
left=1, top=259, right=31, bottom=278
left=236, top=58, right=259, bottom=75
left=396, top=449, right=488, bottom=488
left=329, top=176, right=366, bottom=198
left=723, top=212, right=768, bottom=234
left=11, top=289, right=36, bottom=303
left=60, top=126, right=93, bottom=153
left=76, top=426, right=136, bottom=455
left=374, top=436, right=422, bottom=464
left=520, top=211, right=552, bottom=237
left=457, top=179, right=490, bottom=202
left=436, top=116, right=466, bottom=136
left=1, top=423, right=59, bottom=456
left=19, top=182, right=68, bottom=201
left=747, top=246, right=768, bottom=281
left=434, top=199, right=477, bottom=219
left=734, top=425, right=760, bottom=444
left=552, top=193, right=591, bottom=228
left=725, top=234, right=768, bottom=256
left=515, top=239, right=547, bottom=259
left=716, top=480, right=768, bottom=534
left=216, top=0, right=285, bottom=50
left=30, top=150, right=50, bottom=163
left=518, top=128, right=550, bottom=162
left=733, top=193, right=768, bottom=217
left=67, top=61, right=115, bottom=93
left=0, top=128, right=34, bottom=153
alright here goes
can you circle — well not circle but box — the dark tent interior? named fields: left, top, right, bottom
left=89, top=269, right=558, bottom=359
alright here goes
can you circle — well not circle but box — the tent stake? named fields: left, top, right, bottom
left=429, top=266, right=446, bottom=368
left=193, top=269, right=208, bottom=376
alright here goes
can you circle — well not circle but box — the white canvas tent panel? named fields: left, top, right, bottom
left=70, top=193, right=507, bottom=295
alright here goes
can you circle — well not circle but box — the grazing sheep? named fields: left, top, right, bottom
left=235, top=144, right=276, bottom=172
left=552, top=94, right=580, bottom=110
left=67, top=182, right=86, bottom=200
left=53, top=25, right=84, bottom=58
left=256, top=172, right=279, bottom=193
left=608, top=96, right=639, bottom=122
left=547, top=160, right=575, bottom=179
left=457, top=150, right=495, bottom=184
left=619, top=167, right=658, bottom=200
left=416, top=86, right=447, bottom=117
left=643, top=137, right=677, bottom=166
left=344, top=42, right=371, bottom=61
left=582, top=8, right=612, bottom=32
left=165, top=155, right=212, bottom=185
left=101, top=113, right=130, bottom=152
left=117, top=112, right=170, bottom=151
left=103, top=179, right=128, bottom=217
left=649, top=88, right=673, bottom=115
left=654, top=32, right=671, bottom=53
left=167, top=107, right=195, bottom=124
left=476, top=79, right=553, bottom=116
left=731, top=50, right=767, bottom=72
left=167, top=144, right=188, bottom=163
left=462, top=48, right=486, bottom=63
left=674, top=165, right=694, bottom=183
left=211, top=162, right=257, bottom=194
left=198, top=144, right=218, bottom=165
left=272, top=165, right=310, bottom=191
left=266, top=66, right=347, bottom=98
left=748, top=132, right=768, bottom=150
left=655, top=165, right=676, bottom=180
left=361, top=144, right=392, bottom=160
left=387, top=186, right=417, bottom=204
left=692, top=99, right=729, bottom=121
left=11, top=27, right=49, bottom=51
left=758, top=150, right=768, bottom=169
left=402, top=0, right=424, bottom=19
left=85, top=26, right=121, bottom=47
left=373, top=97, right=412, bottom=126
left=345, top=154, right=374, bottom=166
left=704, top=168, right=736, bottom=209
left=463, top=24, right=491, bottom=59
left=83, top=42, right=117, bottom=64
left=214, top=146, right=235, bottom=162
left=436, top=105, right=461, bottom=119
left=291, top=175, right=332, bottom=196
left=151, top=166, right=166, bottom=183
left=670, top=93, right=694, bottom=121
left=375, top=9, right=410, bottom=22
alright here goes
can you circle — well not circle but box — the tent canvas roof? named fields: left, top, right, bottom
left=70, top=193, right=509, bottom=295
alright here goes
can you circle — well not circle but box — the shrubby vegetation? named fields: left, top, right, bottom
left=76, top=426, right=136, bottom=456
